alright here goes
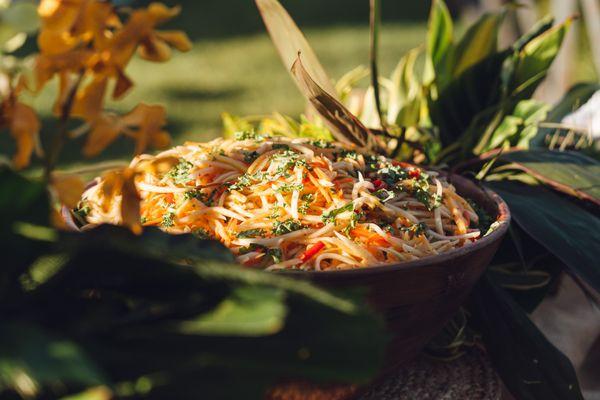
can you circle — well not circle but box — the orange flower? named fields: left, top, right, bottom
left=82, top=103, right=170, bottom=157
left=121, top=103, right=170, bottom=155
left=98, top=167, right=142, bottom=234
left=1, top=97, right=41, bottom=169
left=82, top=112, right=124, bottom=157
left=51, top=172, right=86, bottom=208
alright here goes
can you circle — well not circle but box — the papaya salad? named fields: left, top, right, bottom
left=79, top=133, right=484, bottom=271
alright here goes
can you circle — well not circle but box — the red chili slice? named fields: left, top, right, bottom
left=299, top=241, right=325, bottom=263
left=372, top=179, right=387, bottom=190
left=408, top=169, right=421, bottom=179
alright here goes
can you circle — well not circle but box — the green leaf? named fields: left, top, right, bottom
left=430, top=50, right=510, bottom=147
left=470, top=275, right=584, bottom=400
left=451, top=12, right=504, bottom=77
left=178, top=287, right=287, bottom=336
left=483, top=100, right=549, bottom=151
left=426, top=0, right=453, bottom=86
left=501, top=150, right=600, bottom=205
left=0, top=168, right=52, bottom=299
left=509, top=18, right=572, bottom=97
left=487, top=181, right=600, bottom=292
left=0, top=323, right=107, bottom=397
left=221, top=112, right=254, bottom=139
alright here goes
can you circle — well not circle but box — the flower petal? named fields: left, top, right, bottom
left=8, top=102, right=41, bottom=169
left=155, top=30, right=192, bottom=52
left=137, top=34, right=171, bottom=62
left=83, top=113, right=123, bottom=157
left=71, top=74, right=108, bottom=120
left=51, top=173, right=86, bottom=208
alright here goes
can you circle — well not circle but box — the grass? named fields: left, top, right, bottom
left=14, top=23, right=427, bottom=168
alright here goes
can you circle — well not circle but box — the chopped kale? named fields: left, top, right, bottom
left=242, top=150, right=260, bottom=163
left=272, top=143, right=290, bottom=150
left=193, top=228, right=211, bottom=239
left=275, top=183, right=303, bottom=194
left=469, top=200, right=494, bottom=233
left=184, top=189, right=206, bottom=202
left=374, top=188, right=395, bottom=203
left=309, top=139, right=334, bottom=148
left=377, top=165, right=409, bottom=186
left=322, top=202, right=355, bottom=224
left=229, top=174, right=253, bottom=191
left=335, top=149, right=359, bottom=161
left=234, top=131, right=263, bottom=141
left=73, top=201, right=91, bottom=224
left=167, top=159, right=194, bottom=185
left=161, top=212, right=175, bottom=228
left=273, top=219, right=304, bottom=235
left=400, top=222, right=428, bottom=237
left=237, top=228, right=266, bottom=238
left=267, top=248, right=283, bottom=263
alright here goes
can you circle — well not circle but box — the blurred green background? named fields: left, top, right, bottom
left=5, top=0, right=597, bottom=167
left=16, top=0, right=430, bottom=166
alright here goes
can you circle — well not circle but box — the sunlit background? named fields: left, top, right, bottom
left=9, top=0, right=600, bottom=166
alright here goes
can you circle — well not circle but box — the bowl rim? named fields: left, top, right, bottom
left=278, top=178, right=511, bottom=278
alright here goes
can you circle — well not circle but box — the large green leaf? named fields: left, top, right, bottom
left=177, top=287, right=287, bottom=336
left=501, top=150, right=600, bottom=205
left=487, top=181, right=600, bottom=292
left=470, top=275, right=583, bottom=400
left=451, top=11, right=504, bottom=77
left=9, top=224, right=386, bottom=399
left=430, top=50, right=510, bottom=147
left=508, top=18, right=572, bottom=97
left=0, top=323, right=107, bottom=397
left=426, top=0, right=453, bottom=87
left=482, top=100, right=549, bottom=152
left=0, top=168, right=52, bottom=301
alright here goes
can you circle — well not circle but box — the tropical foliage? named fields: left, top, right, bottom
left=235, top=0, right=599, bottom=398
left=1, top=0, right=599, bottom=399
left=0, top=1, right=387, bottom=399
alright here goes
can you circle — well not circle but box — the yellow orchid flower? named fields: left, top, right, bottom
left=51, top=172, right=86, bottom=209
left=82, top=113, right=124, bottom=157
left=1, top=97, right=41, bottom=169
left=97, top=167, right=142, bottom=234
left=120, top=103, right=170, bottom=155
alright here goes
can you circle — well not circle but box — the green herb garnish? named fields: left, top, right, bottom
left=242, top=150, right=260, bottom=163
left=167, top=159, right=193, bottom=185
left=275, top=182, right=303, bottom=194
left=322, top=202, right=354, bottom=224
left=161, top=212, right=175, bottom=228
left=272, top=219, right=303, bottom=235
left=234, top=131, right=263, bottom=141
left=193, top=228, right=211, bottom=239
left=400, top=222, right=428, bottom=237
left=184, top=189, right=206, bottom=202
left=237, top=228, right=266, bottom=238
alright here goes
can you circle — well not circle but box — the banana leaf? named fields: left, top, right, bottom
left=470, top=275, right=583, bottom=400
left=487, top=180, right=600, bottom=293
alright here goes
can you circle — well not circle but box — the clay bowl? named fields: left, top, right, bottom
left=279, top=174, right=510, bottom=369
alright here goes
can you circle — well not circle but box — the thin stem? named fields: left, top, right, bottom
left=43, top=70, right=85, bottom=182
